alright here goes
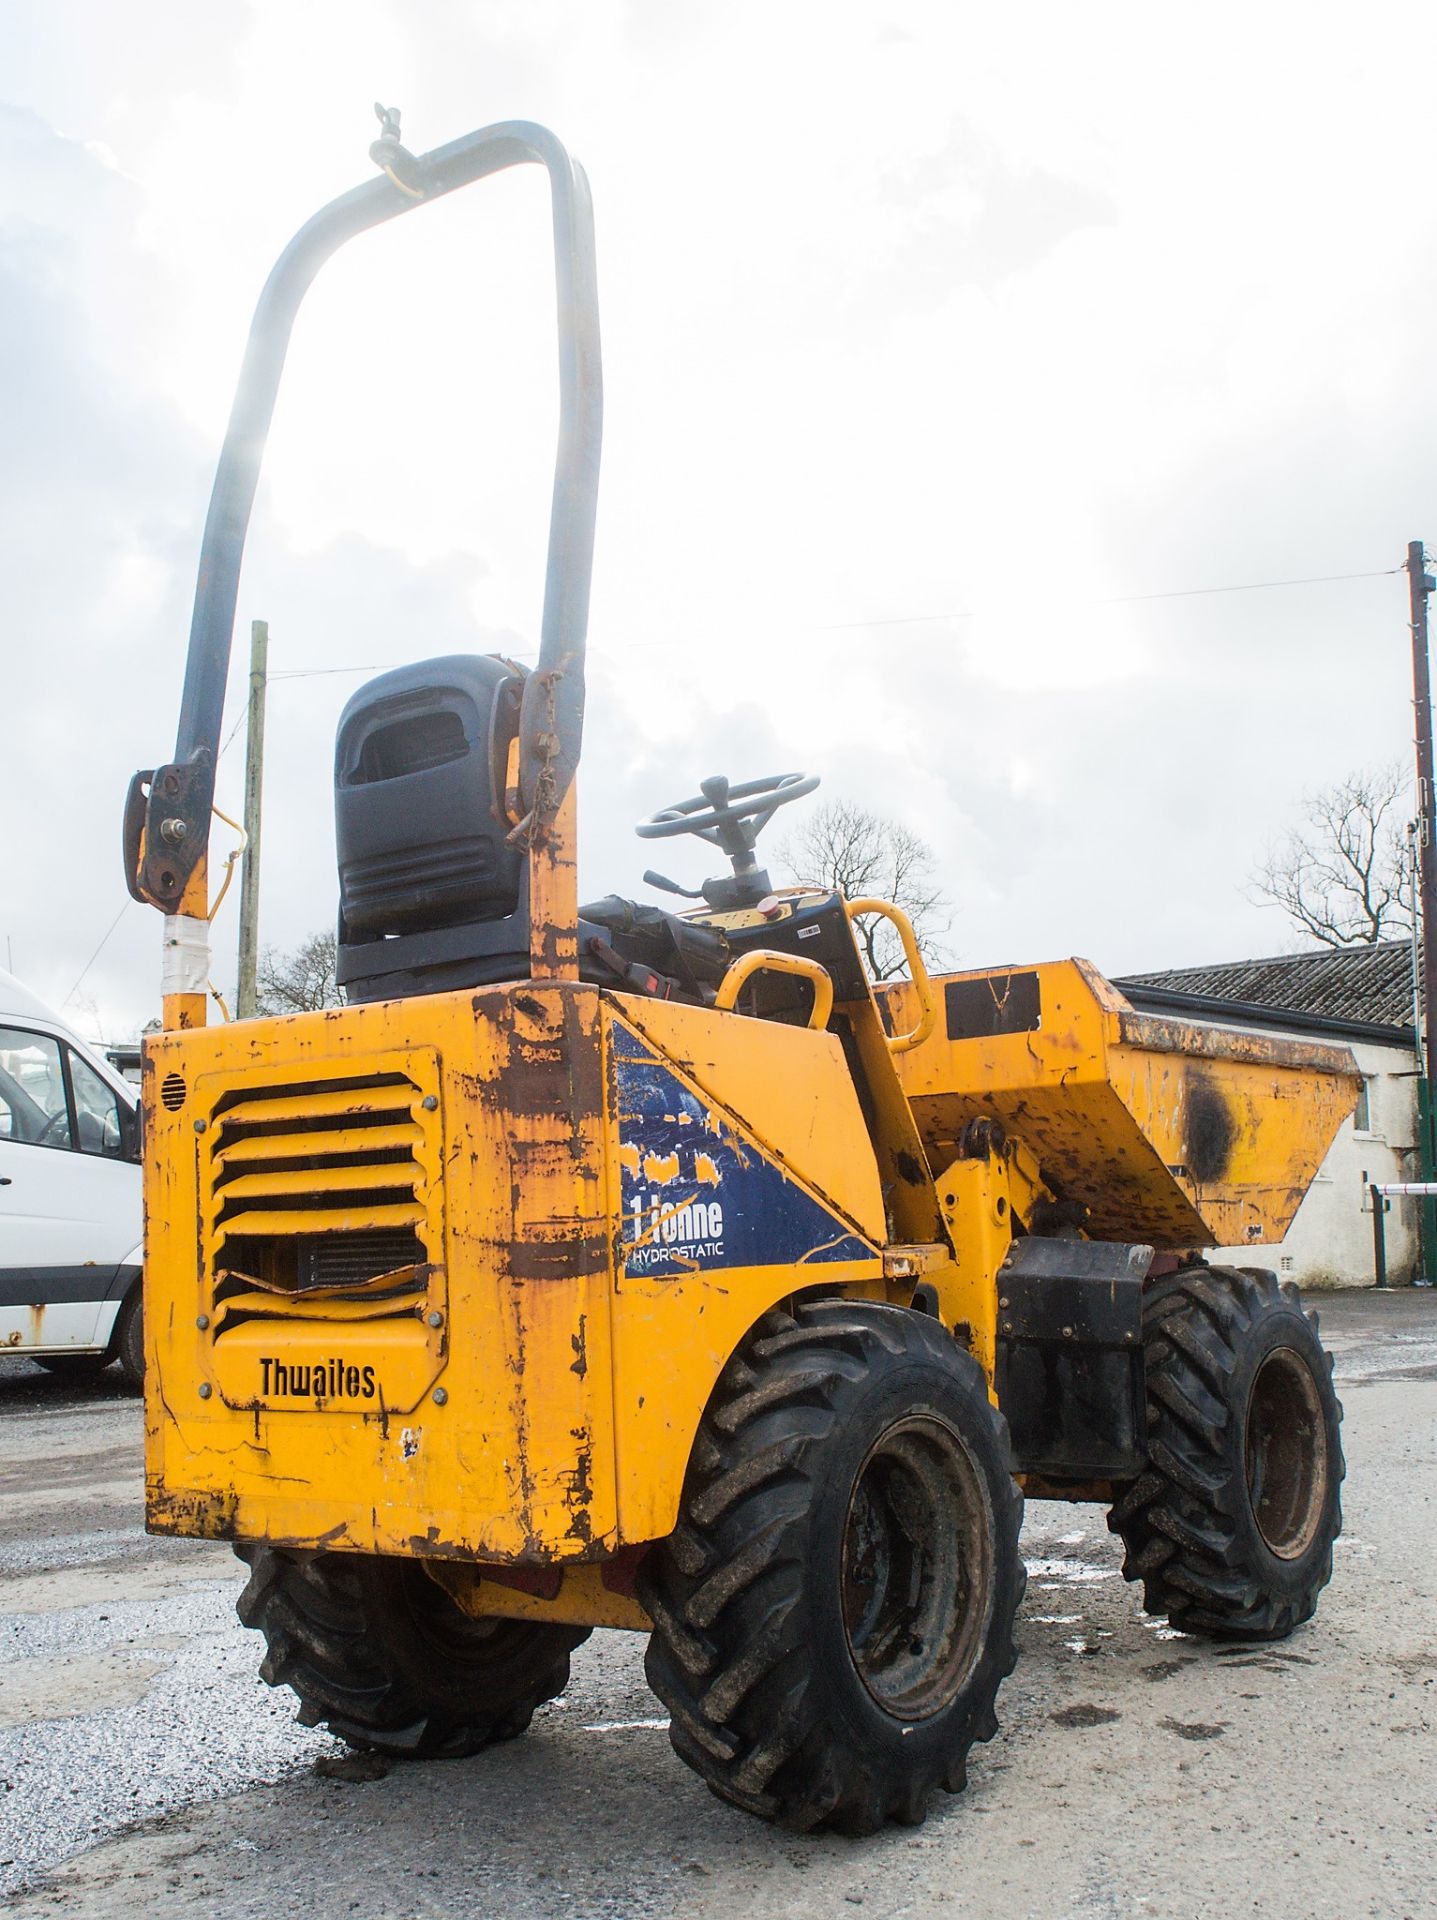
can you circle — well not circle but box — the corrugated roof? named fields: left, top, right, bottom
left=1113, top=941, right=1417, bottom=1033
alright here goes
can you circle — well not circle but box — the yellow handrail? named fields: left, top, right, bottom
left=714, top=950, right=835, bottom=1031
left=845, top=898, right=937, bottom=1053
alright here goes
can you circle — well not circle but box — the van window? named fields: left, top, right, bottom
left=0, top=1027, right=73, bottom=1149
left=69, top=1049, right=126, bottom=1158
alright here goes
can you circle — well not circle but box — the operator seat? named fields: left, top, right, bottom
left=335, top=655, right=533, bottom=1003
left=334, top=655, right=727, bottom=1005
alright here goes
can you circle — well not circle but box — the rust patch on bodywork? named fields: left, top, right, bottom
left=566, top=1436, right=595, bottom=1544
left=507, top=1226, right=610, bottom=1283
left=1116, top=1011, right=1355, bottom=1075
left=146, top=1483, right=239, bottom=1540
left=492, top=985, right=613, bottom=1553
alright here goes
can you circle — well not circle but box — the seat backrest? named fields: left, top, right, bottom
left=335, top=655, right=533, bottom=1002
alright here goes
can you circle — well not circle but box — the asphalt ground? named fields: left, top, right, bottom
left=1, top=1287, right=1434, bottom=1919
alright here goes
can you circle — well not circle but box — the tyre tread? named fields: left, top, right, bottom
left=639, top=1299, right=1024, bottom=1834
left=235, top=1546, right=585, bottom=1758
left=1107, top=1263, right=1344, bottom=1641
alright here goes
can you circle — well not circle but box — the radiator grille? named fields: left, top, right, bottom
left=203, top=1071, right=437, bottom=1326
left=301, top=1227, right=425, bottom=1291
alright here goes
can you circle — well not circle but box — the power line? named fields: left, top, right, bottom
left=817, top=563, right=1403, bottom=630
left=62, top=899, right=133, bottom=1009
left=1099, top=565, right=1402, bottom=607
left=814, top=610, right=975, bottom=631
left=63, top=702, right=245, bottom=1006
left=217, top=709, right=248, bottom=760
left=255, top=560, right=1406, bottom=678
left=269, top=664, right=407, bottom=680
left=50, top=557, right=1403, bottom=1012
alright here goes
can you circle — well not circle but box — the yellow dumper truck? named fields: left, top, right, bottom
left=123, top=115, right=1356, bottom=1835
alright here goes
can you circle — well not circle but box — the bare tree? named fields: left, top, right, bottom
left=255, top=929, right=343, bottom=1015
left=1252, top=764, right=1413, bottom=948
left=777, top=800, right=952, bottom=979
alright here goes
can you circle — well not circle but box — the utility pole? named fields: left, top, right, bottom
left=236, top=619, right=268, bottom=1019
left=1406, top=543, right=1437, bottom=1279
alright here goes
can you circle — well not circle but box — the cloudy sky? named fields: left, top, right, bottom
left=2, top=1, right=1431, bottom=1040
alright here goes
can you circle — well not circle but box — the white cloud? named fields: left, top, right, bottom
left=2, top=0, right=1433, bottom=1038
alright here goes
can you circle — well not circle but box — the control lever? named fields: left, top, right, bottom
left=644, top=868, right=705, bottom=900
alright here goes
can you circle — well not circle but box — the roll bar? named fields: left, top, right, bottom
left=125, top=113, right=601, bottom=998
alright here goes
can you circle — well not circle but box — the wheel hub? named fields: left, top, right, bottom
left=841, top=1415, right=992, bottom=1720
left=1245, top=1345, right=1328, bottom=1560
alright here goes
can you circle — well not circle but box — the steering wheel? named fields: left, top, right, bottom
left=637, top=772, right=819, bottom=847
left=33, top=1108, right=69, bottom=1146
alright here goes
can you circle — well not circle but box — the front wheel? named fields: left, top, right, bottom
left=639, top=1301, right=1025, bottom=1835
left=1107, top=1264, right=1343, bottom=1640
left=236, top=1548, right=589, bottom=1757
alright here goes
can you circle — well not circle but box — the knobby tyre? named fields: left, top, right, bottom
left=638, top=1299, right=1025, bottom=1835
left=1107, top=1263, right=1343, bottom=1640
left=236, top=1547, right=589, bottom=1757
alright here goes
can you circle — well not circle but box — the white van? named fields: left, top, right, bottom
left=0, top=969, right=143, bottom=1386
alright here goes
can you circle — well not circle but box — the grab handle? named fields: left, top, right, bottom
left=845, top=898, right=937, bottom=1052
left=714, top=950, right=834, bottom=1031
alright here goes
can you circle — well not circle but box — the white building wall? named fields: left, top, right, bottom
left=1211, top=1032, right=1419, bottom=1288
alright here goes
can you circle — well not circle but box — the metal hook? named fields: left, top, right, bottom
left=369, top=102, right=426, bottom=198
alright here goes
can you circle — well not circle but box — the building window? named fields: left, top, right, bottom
left=1354, top=1078, right=1372, bottom=1133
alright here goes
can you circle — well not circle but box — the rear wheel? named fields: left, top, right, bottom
left=638, top=1300, right=1025, bottom=1834
left=114, top=1289, right=144, bottom=1391
left=236, top=1547, right=588, bottom=1757
left=1107, top=1263, right=1343, bottom=1640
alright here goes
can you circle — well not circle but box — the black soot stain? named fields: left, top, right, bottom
left=1184, top=1075, right=1237, bottom=1184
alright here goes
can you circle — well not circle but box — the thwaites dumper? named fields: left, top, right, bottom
left=125, top=115, right=1357, bottom=1835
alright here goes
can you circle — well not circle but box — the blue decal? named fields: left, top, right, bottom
left=613, top=1023, right=874, bottom=1278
